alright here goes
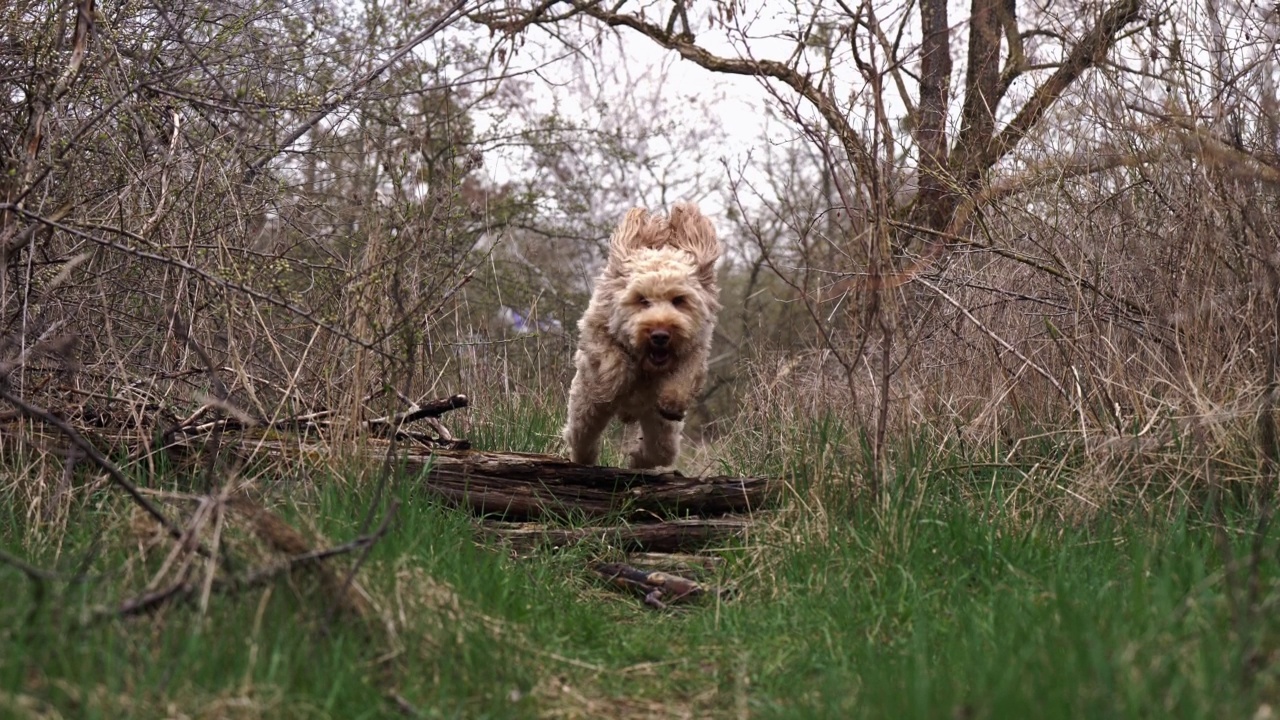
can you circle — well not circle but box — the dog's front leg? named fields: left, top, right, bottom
left=630, top=411, right=681, bottom=469
left=563, top=346, right=629, bottom=465
left=563, top=395, right=613, bottom=466
left=655, top=354, right=707, bottom=422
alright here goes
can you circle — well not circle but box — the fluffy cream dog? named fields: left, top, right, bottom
left=563, top=203, right=723, bottom=468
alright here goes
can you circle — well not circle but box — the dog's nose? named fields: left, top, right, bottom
left=650, top=330, right=670, bottom=347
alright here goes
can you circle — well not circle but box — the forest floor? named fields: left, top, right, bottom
left=2, top=406, right=1277, bottom=719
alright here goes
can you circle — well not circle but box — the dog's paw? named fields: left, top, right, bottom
left=657, top=397, right=687, bottom=422
left=658, top=407, right=685, bottom=422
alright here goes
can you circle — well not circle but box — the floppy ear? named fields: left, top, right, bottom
left=607, top=208, right=663, bottom=272
left=667, top=202, right=722, bottom=290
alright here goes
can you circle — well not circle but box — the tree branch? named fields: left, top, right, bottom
left=0, top=201, right=72, bottom=266
left=914, top=276, right=1071, bottom=401
left=477, top=1, right=878, bottom=185
left=0, top=205, right=393, bottom=359
left=986, top=0, right=1142, bottom=168
left=994, top=0, right=1024, bottom=102
left=243, top=0, right=472, bottom=182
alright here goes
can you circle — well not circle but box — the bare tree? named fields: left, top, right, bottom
left=473, top=0, right=1147, bottom=497
left=0, top=0, right=563, bottom=520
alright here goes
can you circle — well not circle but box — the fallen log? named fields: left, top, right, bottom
left=485, top=516, right=750, bottom=553
left=406, top=449, right=771, bottom=520
left=160, top=434, right=775, bottom=521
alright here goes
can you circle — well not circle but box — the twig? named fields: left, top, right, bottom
left=0, top=201, right=72, bottom=265
left=0, top=205, right=393, bottom=359
left=913, top=276, right=1070, bottom=401
left=365, top=394, right=469, bottom=432
left=388, top=691, right=424, bottom=718
left=243, top=0, right=472, bottom=182
left=234, top=513, right=397, bottom=590
left=0, top=548, right=66, bottom=582
left=326, top=500, right=398, bottom=626
left=886, top=216, right=1158, bottom=329
left=476, top=1, right=878, bottom=185
left=116, top=580, right=193, bottom=618
left=592, top=562, right=711, bottom=610
left=169, top=313, right=238, bottom=493
left=89, top=515, right=398, bottom=623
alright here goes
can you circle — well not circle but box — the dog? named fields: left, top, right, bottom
left=562, top=202, right=723, bottom=469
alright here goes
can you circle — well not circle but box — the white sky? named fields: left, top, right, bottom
left=469, top=22, right=774, bottom=212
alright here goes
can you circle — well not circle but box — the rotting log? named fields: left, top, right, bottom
left=484, top=516, right=751, bottom=553
left=161, top=434, right=776, bottom=521
left=403, top=449, right=772, bottom=520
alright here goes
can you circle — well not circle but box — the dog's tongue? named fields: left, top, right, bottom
left=649, top=348, right=671, bottom=365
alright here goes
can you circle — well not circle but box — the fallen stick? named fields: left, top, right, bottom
left=365, top=394, right=469, bottom=431
left=116, top=580, right=193, bottom=618
left=0, top=386, right=197, bottom=552
left=169, top=394, right=469, bottom=438
left=592, top=562, right=712, bottom=610
left=88, top=505, right=392, bottom=624
left=627, top=552, right=724, bottom=576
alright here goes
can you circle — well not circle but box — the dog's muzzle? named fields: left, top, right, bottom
left=645, top=330, right=673, bottom=369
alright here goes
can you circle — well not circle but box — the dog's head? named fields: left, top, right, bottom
left=604, top=204, right=723, bottom=373
left=606, top=204, right=721, bottom=290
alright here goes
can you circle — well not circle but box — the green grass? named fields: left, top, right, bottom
left=3, top=414, right=1280, bottom=719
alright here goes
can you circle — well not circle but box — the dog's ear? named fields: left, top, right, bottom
left=668, top=202, right=722, bottom=289
left=607, top=208, right=663, bottom=271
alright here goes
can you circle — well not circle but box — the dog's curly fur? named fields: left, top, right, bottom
left=563, top=202, right=723, bottom=469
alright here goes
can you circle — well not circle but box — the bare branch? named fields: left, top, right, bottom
left=477, top=1, right=879, bottom=185
left=0, top=205, right=394, bottom=359
left=914, top=275, right=1070, bottom=401
left=987, top=0, right=1143, bottom=168
left=243, top=0, right=474, bottom=182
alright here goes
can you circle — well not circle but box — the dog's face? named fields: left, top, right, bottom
left=597, top=203, right=723, bottom=374
left=609, top=250, right=715, bottom=373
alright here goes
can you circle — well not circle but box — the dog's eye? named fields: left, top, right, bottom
left=672, top=296, right=686, bottom=308
left=637, top=296, right=650, bottom=307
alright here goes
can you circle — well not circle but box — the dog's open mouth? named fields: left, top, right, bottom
left=646, top=347, right=673, bottom=368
